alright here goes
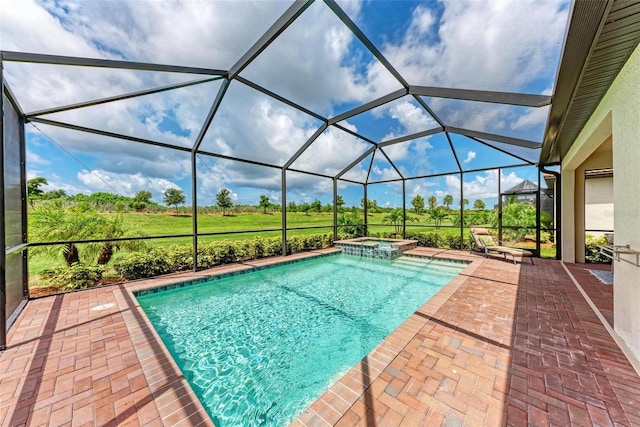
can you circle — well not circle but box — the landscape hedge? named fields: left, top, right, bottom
left=40, top=230, right=490, bottom=290
left=113, top=233, right=337, bottom=280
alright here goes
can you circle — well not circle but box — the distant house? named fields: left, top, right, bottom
left=501, top=179, right=554, bottom=220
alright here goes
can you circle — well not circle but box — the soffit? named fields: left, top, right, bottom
left=541, top=0, right=640, bottom=164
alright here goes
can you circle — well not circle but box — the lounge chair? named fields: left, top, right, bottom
left=470, top=227, right=534, bottom=264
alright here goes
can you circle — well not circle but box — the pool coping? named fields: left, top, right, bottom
left=123, top=247, right=478, bottom=426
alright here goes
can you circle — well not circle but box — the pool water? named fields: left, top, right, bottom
left=137, top=254, right=464, bottom=426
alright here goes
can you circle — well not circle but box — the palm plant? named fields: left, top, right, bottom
left=96, top=214, right=146, bottom=265
left=427, top=206, right=448, bottom=229
left=30, top=201, right=104, bottom=266
left=30, top=201, right=145, bottom=267
left=338, top=212, right=364, bottom=237
left=382, top=208, right=417, bottom=235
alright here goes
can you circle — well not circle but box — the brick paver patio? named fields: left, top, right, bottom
left=1, top=248, right=639, bottom=426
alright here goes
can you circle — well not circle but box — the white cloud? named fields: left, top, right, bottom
left=25, top=171, right=89, bottom=196
left=445, top=169, right=524, bottom=201
left=368, top=0, right=568, bottom=140
left=238, top=0, right=401, bottom=116
left=511, top=106, right=550, bottom=130
left=27, top=151, right=50, bottom=165
left=77, top=169, right=181, bottom=202
left=288, top=127, right=371, bottom=177
left=43, top=181, right=91, bottom=196
left=378, top=0, right=568, bottom=92
left=406, top=180, right=438, bottom=198
left=200, top=85, right=322, bottom=166
left=370, top=163, right=401, bottom=182
left=379, top=100, right=439, bottom=142
left=410, top=5, right=436, bottom=35
left=463, top=151, right=476, bottom=164
left=2, top=0, right=291, bottom=69
left=383, top=136, right=450, bottom=178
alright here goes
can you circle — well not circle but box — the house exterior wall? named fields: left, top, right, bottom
left=561, top=44, right=640, bottom=361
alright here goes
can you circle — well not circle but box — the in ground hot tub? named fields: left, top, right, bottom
left=334, top=237, right=418, bottom=260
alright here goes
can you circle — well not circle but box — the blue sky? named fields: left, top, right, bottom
left=1, top=0, right=570, bottom=209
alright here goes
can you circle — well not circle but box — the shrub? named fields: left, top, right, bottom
left=114, top=250, right=170, bottom=279
left=585, top=234, right=611, bottom=264
left=218, top=242, right=240, bottom=264
left=443, top=235, right=465, bottom=250
left=40, top=264, right=105, bottom=291
left=263, top=237, right=283, bottom=257
left=164, top=245, right=193, bottom=271
left=539, top=231, right=552, bottom=243
left=112, top=233, right=334, bottom=280
left=405, top=232, right=442, bottom=248
left=287, top=236, right=305, bottom=254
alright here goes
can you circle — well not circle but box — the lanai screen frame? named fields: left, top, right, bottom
left=1, top=0, right=560, bottom=349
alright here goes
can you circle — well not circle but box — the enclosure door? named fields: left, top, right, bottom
left=3, top=90, right=28, bottom=339
left=498, top=190, right=541, bottom=257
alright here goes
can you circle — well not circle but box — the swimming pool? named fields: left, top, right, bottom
left=137, top=254, right=465, bottom=426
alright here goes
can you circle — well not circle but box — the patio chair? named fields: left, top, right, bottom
left=470, top=227, right=534, bottom=264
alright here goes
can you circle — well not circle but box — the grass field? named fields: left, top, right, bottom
left=27, top=210, right=555, bottom=277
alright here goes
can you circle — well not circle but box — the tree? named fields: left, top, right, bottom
left=132, top=190, right=153, bottom=212
left=335, top=194, right=345, bottom=211
left=31, top=201, right=144, bottom=267
left=27, top=177, right=48, bottom=206
left=287, top=201, right=298, bottom=212
left=443, top=194, right=454, bottom=210
left=360, top=198, right=378, bottom=210
left=311, top=199, right=322, bottom=213
left=427, top=206, right=448, bottom=229
left=473, top=199, right=486, bottom=210
left=164, top=188, right=186, bottom=215
left=43, top=189, right=67, bottom=200
left=258, top=194, right=271, bottom=214
left=215, top=188, right=233, bottom=216
left=428, top=196, right=437, bottom=209
left=299, top=202, right=311, bottom=216
left=134, top=190, right=152, bottom=203
left=28, top=177, right=48, bottom=198
left=411, top=194, right=425, bottom=214
left=462, top=198, right=469, bottom=208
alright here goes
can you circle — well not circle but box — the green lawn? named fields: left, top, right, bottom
left=27, top=212, right=335, bottom=276
left=27, top=210, right=554, bottom=278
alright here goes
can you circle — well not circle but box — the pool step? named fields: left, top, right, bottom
left=393, top=257, right=463, bottom=274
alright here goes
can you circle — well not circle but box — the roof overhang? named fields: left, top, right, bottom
left=541, top=0, right=640, bottom=165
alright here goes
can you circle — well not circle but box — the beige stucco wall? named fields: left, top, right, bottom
left=561, top=43, right=640, bottom=360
